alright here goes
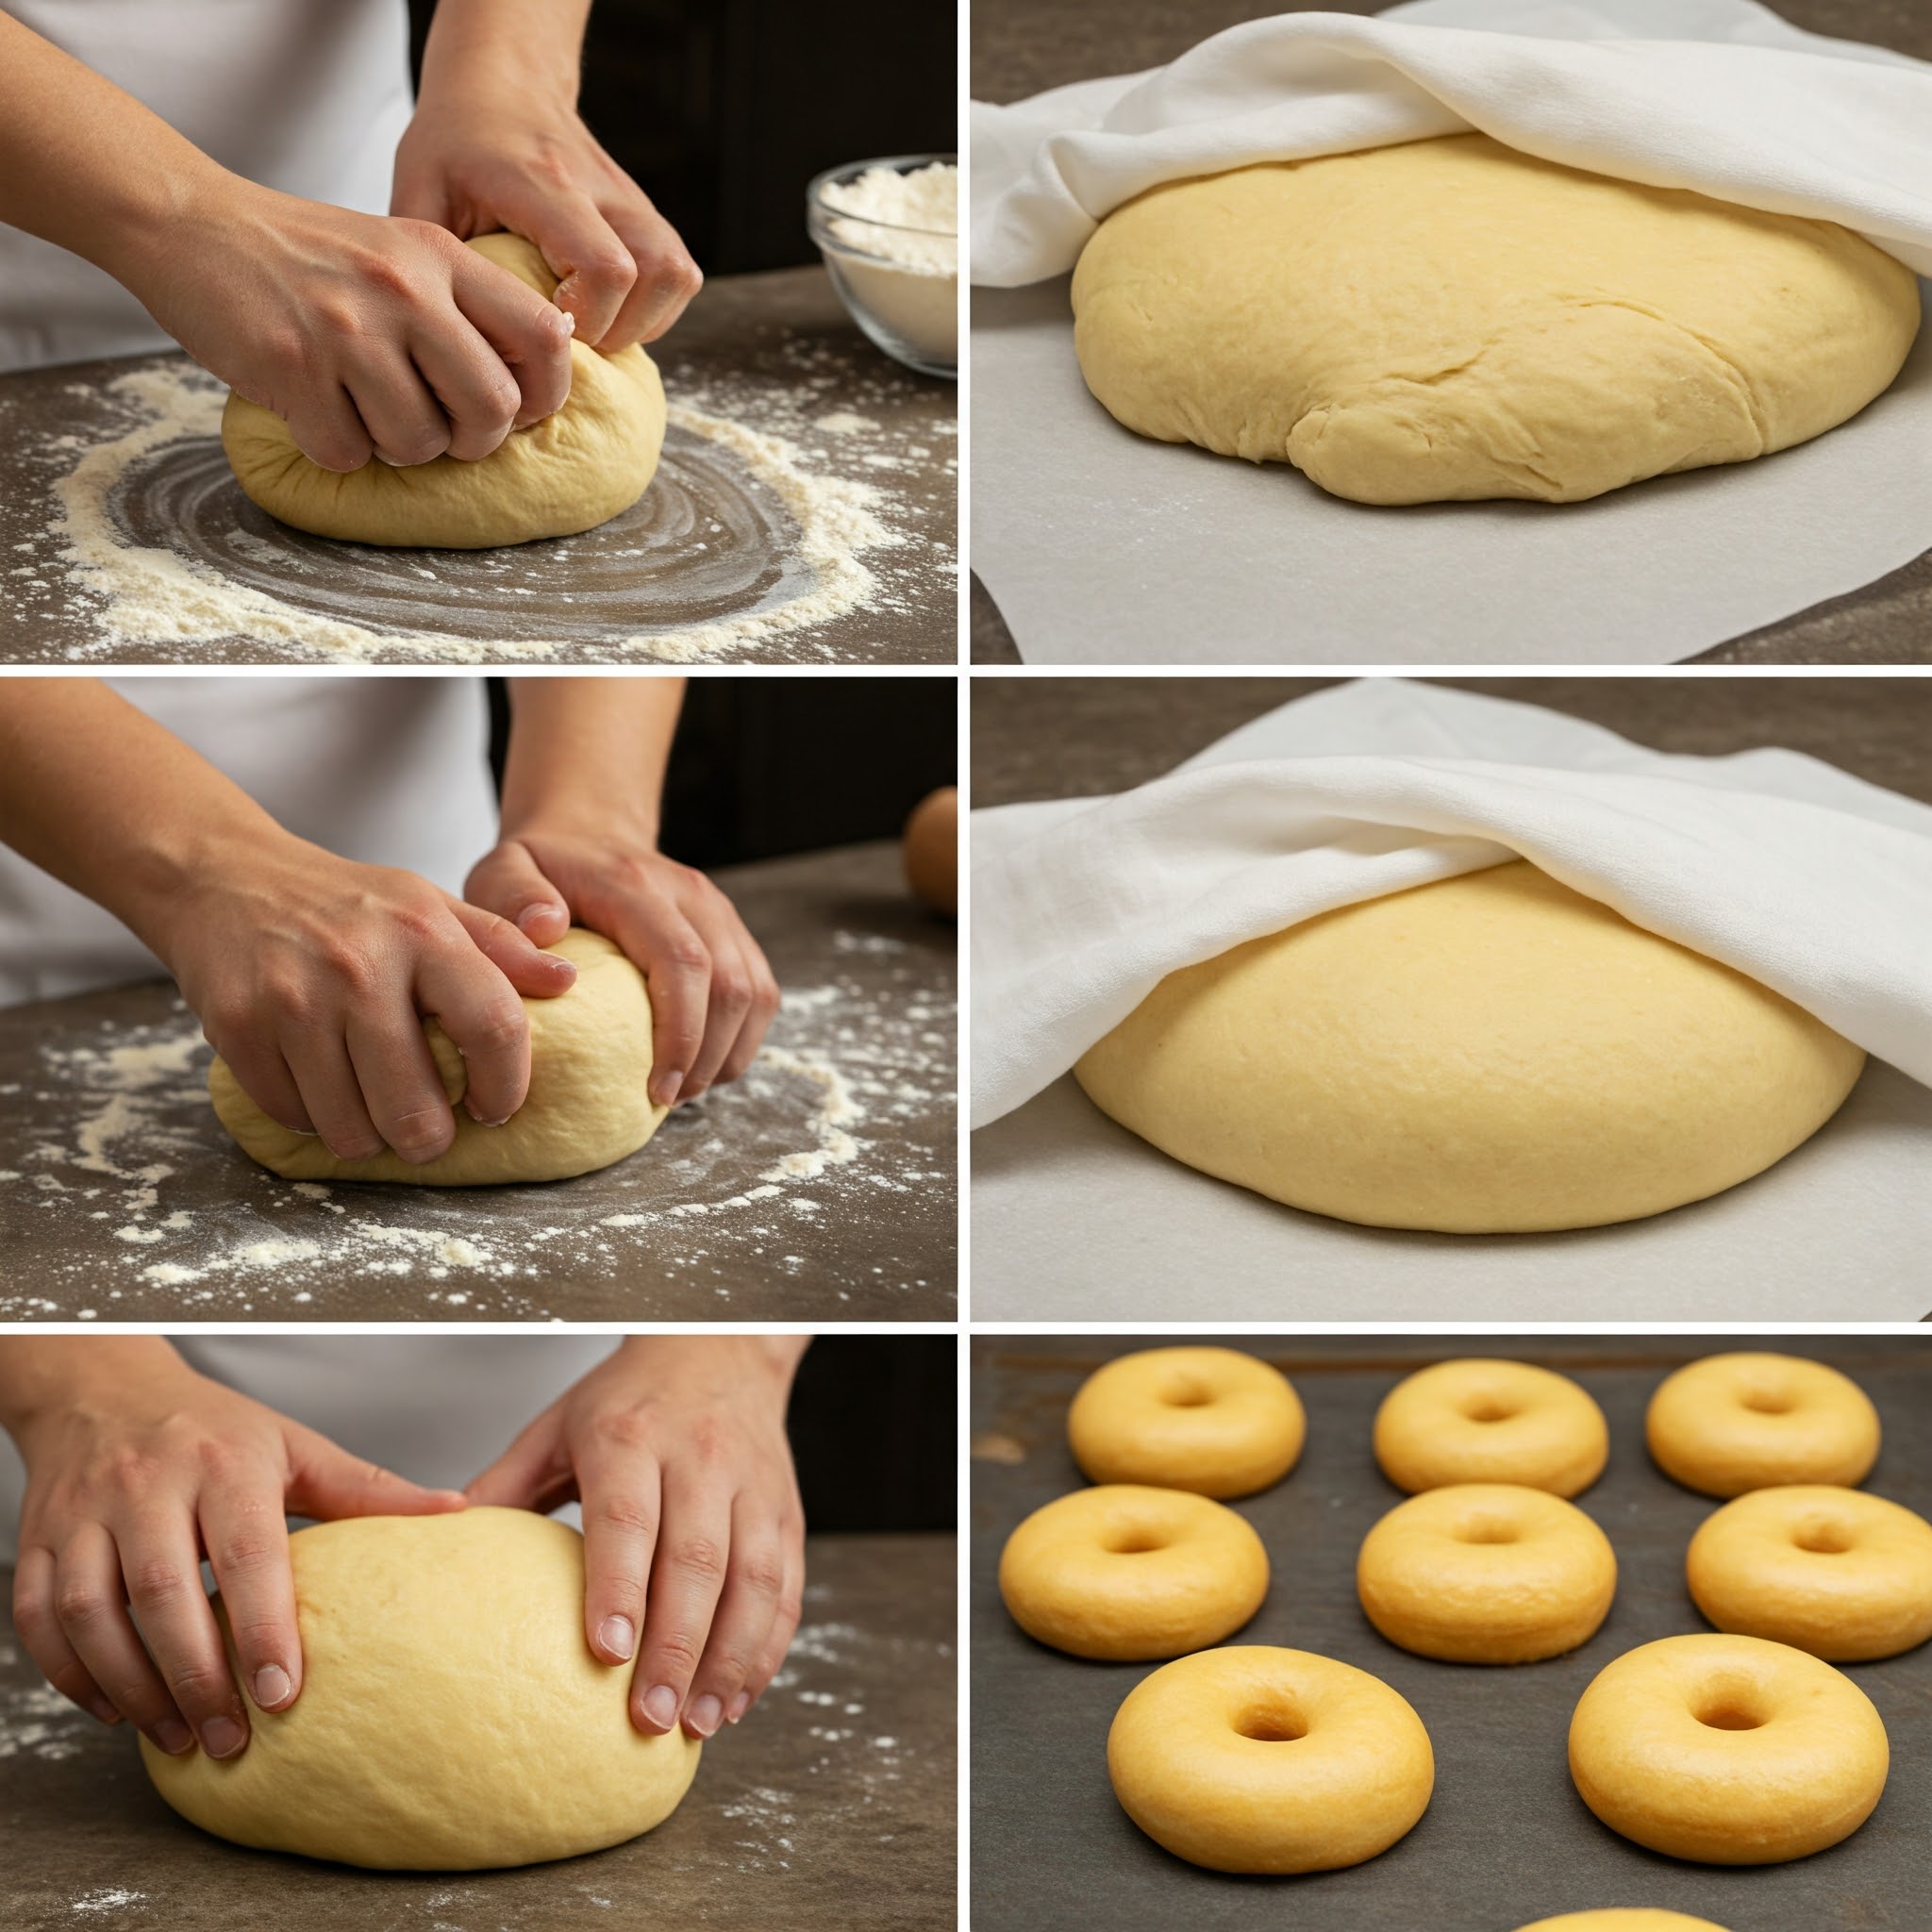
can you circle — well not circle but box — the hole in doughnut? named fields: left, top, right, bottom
left=1792, top=1518, right=1856, bottom=1555
left=1739, top=1387, right=1796, bottom=1415
left=1101, top=1526, right=1170, bottom=1556
left=1233, top=1697, right=1307, bottom=1744
left=1461, top=1396, right=1519, bottom=1424
left=1158, top=1376, right=1216, bottom=1409
left=1453, top=1513, right=1522, bottom=1545
left=1693, top=1700, right=1767, bottom=1732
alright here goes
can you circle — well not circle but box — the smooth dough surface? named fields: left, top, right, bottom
left=1074, top=860, right=1865, bottom=1234
left=209, top=927, right=667, bottom=1185
left=1647, top=1353, right=1881, bottom=1498
left=141, top=1508, right=701, bottom=1869
left=1374, top=1358, right=1607, bottom=1498
left=1073, top=133, right=1921, bottom=506
left=223, top=232, right=667, bottom=546
left=1513, top=1916, right=1736, bottom=1931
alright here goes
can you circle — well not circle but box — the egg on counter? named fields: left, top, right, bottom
left=904, top=786, right=958, bottom=915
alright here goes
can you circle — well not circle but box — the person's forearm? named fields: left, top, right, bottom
left=0, top=1339, right=187, bottom=1441
left=417, top=0, right=592, bottom=114
left=613, top=1334, right=809, bottom=1397
left=0, top=683, right=298, bottom=959
left=499, top=677, right=684, bottom=844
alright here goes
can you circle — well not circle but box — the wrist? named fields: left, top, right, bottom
left=120, top=815, right=315, bottom=973
left=0, top=1338, right=186, bottom=1444
left=90, top=152, right=256, bottom=296
left=500, top=803, right=661, bottom=853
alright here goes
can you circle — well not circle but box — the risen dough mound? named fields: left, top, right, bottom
left=209, top=928, right=667, bottom=1185
left=1072, top=134, right=1921, bottom=506
left=141, top=1508, right=701, bottom=1869
left=1074, top=861, right=1865, bottom=1233
left=223, top=232, right=667, bottom=546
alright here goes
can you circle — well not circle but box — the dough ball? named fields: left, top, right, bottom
left=1072, top=134, right=1921, bottom=506
left=209, top=927, right=667, bottom=1185
left=1074, top=860, right=1864, bottom=1233
left=140, top=1508, right=701, bottom=1869
left=904, top=786, right=958, bottom=914
left=223, top=232, right=667, bottom=546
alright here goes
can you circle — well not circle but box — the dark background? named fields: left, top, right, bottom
left=489, top=675, right=957, bottom=868
left=408, top=0, right=958, bottom=276
left=791, top=1335, right=955, bottom=1532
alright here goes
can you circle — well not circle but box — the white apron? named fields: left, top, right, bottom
left=0, top=676, right=498, bottom=1005
left=0, top=0, right=413, bottom=372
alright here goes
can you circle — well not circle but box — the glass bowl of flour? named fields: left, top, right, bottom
left=808, top=154, right=958, bottom=379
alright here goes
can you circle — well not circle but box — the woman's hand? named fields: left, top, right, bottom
left=3, top=1341, right=465, bottom=1761
left=466, top=1338, right=808, bottom=1739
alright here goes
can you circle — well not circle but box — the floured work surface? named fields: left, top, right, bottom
left=0, top=270, right=956, bottom=665
left=972, top=1063, right=1932, bottom=1321
left=0, top=843, right=956, bottom=1322
left=971, top=1335, right=1932, bottom=1932
left=0, top=1532, right=955, bottom=1932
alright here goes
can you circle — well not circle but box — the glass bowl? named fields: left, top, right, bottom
left=808, top=153, right=958, bottom=380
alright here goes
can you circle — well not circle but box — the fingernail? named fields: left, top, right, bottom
left=464, top=1105, right=511, bottom=1127
left=651, top=1073, right=685, bottom=1108
left=201, top=1715, right=247, bottom=1759
left=516, top=903, right=555, bottom=935
left=639, top=1684, right=679, bottom=1732
left=686, top=1694, right=724, bottom=1739
left=253, top=1664, right=292, bottom=1711
left=153, top=1719, right=193, bottom=1756
left=598, top=1615, right=636, bottom=1662
left=90, top=1696, right=122, bottom=1726
left=725, top=1691, right=751, bottom=1725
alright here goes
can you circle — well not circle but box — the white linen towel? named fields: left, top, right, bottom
left=970, top=680, right=1932, bottom=1126
left=970, top=0, right=1932, bottom=286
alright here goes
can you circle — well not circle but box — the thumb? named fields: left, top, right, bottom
left=284, top=1425, right=469, bottom=1524
left=464, top=841, right=573, bottom=949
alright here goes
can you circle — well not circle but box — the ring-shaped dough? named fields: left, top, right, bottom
left=1374, top=1359, right=1607, bottom=1497
left=1357, top=1484, right=1616, bottom=1664
left=1568, top=1633, right=1889, bottom=1864
left=1107, top=1645, right=1433, bottom=1873
left=997, top=1485, right=1268, bottom=1660
left=1687, top=1486, right=1932, bottom=1662
left=1068, top=1346, right=1306, bottom=1499
left=1513, top=1916, right=1736, bottom=1931
left=1647, top=1355, right=1880, bottom=1498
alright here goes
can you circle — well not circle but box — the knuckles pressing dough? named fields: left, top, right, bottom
left=1072, top=133, right=1921, bottom=506
left=140, top=1508, right=701, bottom=1870
left=223, top=232, right=667, bottom=547
left=1074, top=860, right=1865, bottom=1234
left=209, top=927, right=668, bottom=1186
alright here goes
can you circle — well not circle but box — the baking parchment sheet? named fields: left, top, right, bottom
left=970, top=275, right=1932, bottom=665
left=969, top=1060, right=1932, bottom=1321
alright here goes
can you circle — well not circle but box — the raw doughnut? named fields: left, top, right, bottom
left=1687, top=1486, right=1932, bottom=1662
left=1357, top=1484, right=1616, bottom=1664
left=1074, top=861, right=1865, bottom=1234
left=997, top=1484, right=1267, bottom=1660
left=1568, top=1633, right=1888, bottom=1864
left=224, top=233, right=667, bottom=547
left=209, top=928, right=667, bottom=1185
left=1513, top=1917, right=1735, bottom=1931
left=1647, top=1354, right=1880, bottom=1498
left=141, top=1508, right=700, bottom=1869
left=1374, top=1359, right=1607, bottom=1497
left=1073, top=133, right=1920, bottom=506
left=1069, top=1346, right=1305, bottom=1499
left=1107, top=1645, right=1433, bottom=1872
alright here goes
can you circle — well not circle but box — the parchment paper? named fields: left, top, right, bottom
left=970, top=275, right=1932, bottom=664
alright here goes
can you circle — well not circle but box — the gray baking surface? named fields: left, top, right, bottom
left=0, top=1532, right=956, bottom=1932
left=971, top=1335, right=1932, bottom=1931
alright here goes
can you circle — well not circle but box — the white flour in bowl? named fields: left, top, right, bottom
left=816, top=162, right=958, bottom=368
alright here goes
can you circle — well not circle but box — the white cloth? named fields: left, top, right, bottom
left=970, top=0, right=1932, bottom=287
left=0, top=0, right=414, bottom=372
left=0, top=677, right=497, bottom=1006
left=970, top=679, right=1932, bottom=1127
left=0, top=1338, right=619, bottom=1562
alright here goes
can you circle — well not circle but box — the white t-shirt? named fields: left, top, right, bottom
left=0, top=676, right=498, bottom=1005
left=0, top=0, right=414, bottom=372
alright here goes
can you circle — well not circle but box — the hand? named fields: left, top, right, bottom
left=114, top=178, right=575, bottom=472
left=465, top=830, right=780, bottom=1111
left=466, top=1338, right=807, bottom=1739
left=150, top=831, right=577, bottom=1164
left=392, top=85, right=702, bottom=350
left=5, top=1341, right=465, bottom=1760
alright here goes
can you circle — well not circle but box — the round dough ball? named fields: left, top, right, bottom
left=209, top=927, right=667, bottom=1185
left=1073, top=133, right=1920, bottom=506
left=1074, top=860, right=1864, bottom=1234
left=1107, top=1645, right=1433, bottom=1873
left=1068, top=1345, right=1305, bottom=1498
left=1567, top=1633, right=1888, bottom=1864
left=223, top=233, right=667, bottom=547
left=997, top=1484, right=1268, bottom=1660
left=1687, top=1486, right=1932, bottom=1662
left=1513, top=1917, right=1735, bottom=1931
left=1647, top=1354, right=1881, bottom=1498
left=904, top=786, right=958, bottom=914
left=1374, top=1358, right=1607, bottom=1497
left=141, top=1507, right=701, bottom=1869
left=1357, top=1483, right=1616, bottom=1664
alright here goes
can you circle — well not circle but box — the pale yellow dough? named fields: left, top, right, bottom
left=1513, top=1916, right=1736, bottom=1931
left=223, top=232, right=667, bottom=546
left=209, top=927, right=667, bottom=1185
left=1072, top=133, right=1921, bottom=505
left=1074, top=859, right=1865, bottom=1234
left=141, top=1508, right=701, bottom=1870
